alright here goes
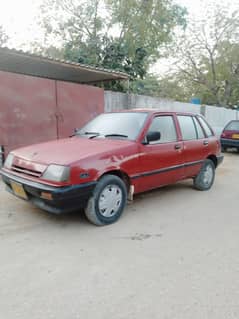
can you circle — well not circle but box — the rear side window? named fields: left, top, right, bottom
left=148, top=116, right=177, bottom=143
left=193, top=117, right=205, bottom=139
left=197, top=116, right=214, bottom=137
left=177, top=116, right=197, bottom=140
left=225, top=121, right=239, bottom=131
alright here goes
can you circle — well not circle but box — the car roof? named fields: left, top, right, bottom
left=109, top=108, right=200, bottom=116
left=223, top=119, right=239, bottom=128
left=225, top=120, right=239, bottom=123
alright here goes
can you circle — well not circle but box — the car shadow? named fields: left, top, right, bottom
left=222, top=148, right=239, bottom=155
left=7, top=180, right=198, bottom=230
left=34, top=206, right=89, bottom=226
left=132, top=179, right=193, bottom=201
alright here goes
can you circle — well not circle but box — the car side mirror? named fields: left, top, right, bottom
left=143, top=131, right=161, bottom=144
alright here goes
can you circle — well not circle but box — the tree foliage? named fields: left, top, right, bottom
left=38, top=0, right=187, bottom=89
left=165, top=5, right=239, bottom=107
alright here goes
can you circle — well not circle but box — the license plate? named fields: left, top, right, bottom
left=10, top=181, right=28, bottom=200
left=232, top=134, right=239, bottom=139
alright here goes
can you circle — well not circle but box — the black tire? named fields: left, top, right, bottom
left=85, top=174, right=127, bottom=226
left=193, top=159, right=215, bottom=191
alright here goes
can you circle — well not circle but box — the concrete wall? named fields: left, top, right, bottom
left=204, top=106, right=238, bottom=135
left=104, top=91, right=239, bottom=135
left=104, top=91, right=201, bottom=113
left=104, top=91, right=129, bottom=112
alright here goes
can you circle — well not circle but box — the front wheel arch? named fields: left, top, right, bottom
left=98, top=169, right=131, bottom=192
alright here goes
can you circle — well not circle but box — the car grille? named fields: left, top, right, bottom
left=11, top=164, right=42, bottom=178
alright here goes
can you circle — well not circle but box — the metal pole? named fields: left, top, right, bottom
left=0, top=145, right=5, bottom=167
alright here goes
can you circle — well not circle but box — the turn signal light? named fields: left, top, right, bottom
left=41, top=192, right=53, bottom=200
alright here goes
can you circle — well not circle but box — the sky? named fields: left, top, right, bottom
left=0, top=0, right=236, bottom=48
left=0, top=0, right=43, bottom=48
left=0, top=0, right=237, bottom=54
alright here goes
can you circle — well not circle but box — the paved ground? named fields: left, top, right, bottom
left=0, top=153, right=239, bottom=319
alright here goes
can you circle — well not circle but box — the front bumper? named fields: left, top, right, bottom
left=1, top=170, right=96, bottom=214
left=221, top=138, right=239, bottom=148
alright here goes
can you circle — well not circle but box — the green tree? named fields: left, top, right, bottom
left=38, top=0, right=187, bottom=88
left=168, top=5, right=239, bottom=107
left=106, top=0, right=187, bottom=63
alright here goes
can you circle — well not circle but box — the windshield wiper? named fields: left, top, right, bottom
left=105, top=134, right=128, bottom=138
left=75, top=131, right=100, bottom=138
left=83, top=132, right=101, bottom=139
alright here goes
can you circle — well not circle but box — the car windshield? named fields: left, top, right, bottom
left=225, top=121, right=239, bottom=131
left=77, top=112, right=148, bottom=140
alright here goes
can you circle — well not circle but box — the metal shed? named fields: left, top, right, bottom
left=0, top=47, right=128, bottom=162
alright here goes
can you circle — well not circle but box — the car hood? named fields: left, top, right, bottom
left=12, top=137, right=136, bottom=165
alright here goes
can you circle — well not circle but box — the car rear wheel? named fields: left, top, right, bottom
left=193, top=159, right=215, bottom=191
left=85, top=174, right=127, bottom=226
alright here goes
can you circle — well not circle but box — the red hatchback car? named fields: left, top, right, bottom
left=1, top=110, right=223, bottom=226
left=220, top=120, right=239, bottom=152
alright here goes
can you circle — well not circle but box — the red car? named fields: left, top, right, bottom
left=1, top=110, right=223, bottom=226
left=220, top=120, right=239, bottom=152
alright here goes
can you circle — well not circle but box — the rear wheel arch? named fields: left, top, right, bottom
left=207, top=155, right=217, bottom=168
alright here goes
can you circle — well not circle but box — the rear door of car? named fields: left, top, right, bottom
left=136, top=114, right=184, bottom=192
left=177, top=114, right=209, bottom=177
left=197, top=115, right=220, bottom=155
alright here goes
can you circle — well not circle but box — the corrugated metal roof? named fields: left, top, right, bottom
left=0, top=47, right=129, bottom=83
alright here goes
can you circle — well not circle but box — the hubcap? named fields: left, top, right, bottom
left=203, top=164, right=213, bottom=186
left=98, top=184, right=123, bottom=217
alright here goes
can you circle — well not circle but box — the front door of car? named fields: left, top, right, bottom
left=137, top=115, right=184, bottom=193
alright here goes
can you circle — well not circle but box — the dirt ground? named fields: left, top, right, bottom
left=0, top=153, right=239, bottom=319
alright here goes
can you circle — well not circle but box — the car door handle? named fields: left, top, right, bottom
left=175, top=144, right=181, bottom=150
left=203, top=140, right=209, bottom=146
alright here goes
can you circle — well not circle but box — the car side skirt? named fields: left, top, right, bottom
left=130, top=160, right=204, bottom=180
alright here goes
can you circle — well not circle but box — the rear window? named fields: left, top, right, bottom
left=193, top=117, right=205, bottom=139
left=197, top=116, right=214, bottom=137
left=225, top=121, right=239, bottom=131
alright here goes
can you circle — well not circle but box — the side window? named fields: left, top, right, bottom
left=148, top=116, right=177, bottom=143
left=178, top=116, right=197, bottom=140
left=193, top=117, right=205, bottom=139
left=197, top=116, right=214, bottom=137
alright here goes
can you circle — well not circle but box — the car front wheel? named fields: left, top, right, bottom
left=193, top=159, right=215, bottom=191
left=85, top=174, right=127, bottom=226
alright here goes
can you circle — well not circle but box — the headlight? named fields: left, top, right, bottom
left=42, top=165, right=70, bottom=182
left=4, top=153, right=14, bottom=169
